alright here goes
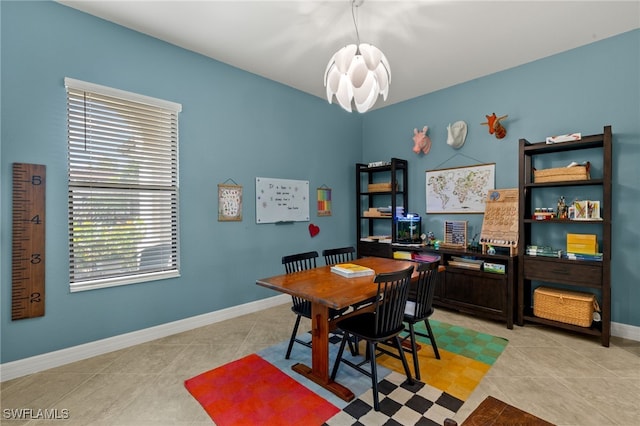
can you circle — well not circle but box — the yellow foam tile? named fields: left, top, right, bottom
left=378, top=348, right=492, bottom=401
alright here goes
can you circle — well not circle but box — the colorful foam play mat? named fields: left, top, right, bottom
left=185, top=320, right=508, bottom=425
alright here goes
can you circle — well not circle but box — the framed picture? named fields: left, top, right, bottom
left=317, top=186, right=332, bottom=216
left=218, top=183, right=243, bottom=221
left=573, top=200, right=601, bottom=220
left=426, top=163, right=495, bottom=213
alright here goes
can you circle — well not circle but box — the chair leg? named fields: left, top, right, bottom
left=344, top=332, right=357, bottom=356
left=408, top=323, right=421, bottom=381
left=424, top=319, right=440, bottom=359
left=394, top=335, right=415, bottom=386
left=330, top=332, right=349, bottom=380
left=349, top=336, right=360, bottom=356
left=285, top=314, right=302, bottom=359
left=368, top=341, right=380, bottom=411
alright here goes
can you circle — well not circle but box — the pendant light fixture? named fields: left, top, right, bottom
left=324, top=0, right=391, bottom=113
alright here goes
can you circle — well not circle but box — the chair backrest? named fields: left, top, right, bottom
left=322, top=246, right=356, bottom=265
left=282, top=251, right=318, bottom=273
left=372, top=265, right=414, bottom=336
left=406, top=261, right=440, bottom=319
left=282, top=251, right=319, bottom=311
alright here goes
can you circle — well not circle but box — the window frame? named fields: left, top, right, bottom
left=65, top=77, right=182, bottom=292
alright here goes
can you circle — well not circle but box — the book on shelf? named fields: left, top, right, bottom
left=451, top=256, right=484, bottom=265
left=360, top=235, right=392, bottom=243
left=412, top=253, right=441, bottom=263
left=330, top=263, right=375, bottom=278
left=525, top=245, right=562, bottom=258
left=483, top=262, right=506, bottom=274
left=447, top=260, right=482, bottom=270
left=392, top=242, right=424, bottom=249
left=563, top=252, right=603, bottom=261
left=393, top=251, right=413, bottom=260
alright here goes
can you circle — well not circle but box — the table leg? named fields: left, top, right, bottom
left=291, top=302, right=354, bottom=402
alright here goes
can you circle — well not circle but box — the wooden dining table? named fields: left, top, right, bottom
left=256, top=256, right=417, bottom=402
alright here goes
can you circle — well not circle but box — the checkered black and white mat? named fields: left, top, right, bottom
left=323, top=371, right=463, bottom=426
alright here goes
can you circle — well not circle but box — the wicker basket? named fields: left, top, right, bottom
left=533, top=286, right=599, bottom=327
left=533, top=162, right=590, bottom=183
left=367, top=182, right=397, bottom=192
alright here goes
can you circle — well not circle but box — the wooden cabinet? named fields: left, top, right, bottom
left=356, top=158, right=408, bottom=258
left=436, top=248, right=516, bottom=329
left=395, top=246, right=517, bottom=329
left=518, top=126, right=611, bottom=346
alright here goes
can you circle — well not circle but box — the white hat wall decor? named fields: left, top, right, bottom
left=412, top=126, right=432, bottom=155
left=447, top=121, right=468, bottom=149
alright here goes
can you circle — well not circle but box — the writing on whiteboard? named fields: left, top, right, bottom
left=273, top=184, right=300, bottom=210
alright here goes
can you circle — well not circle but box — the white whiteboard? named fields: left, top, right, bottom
left=255, top=177, right=309, bottom=223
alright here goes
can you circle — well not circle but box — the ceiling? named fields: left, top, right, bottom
left=57, top=1, right=640, bottom=110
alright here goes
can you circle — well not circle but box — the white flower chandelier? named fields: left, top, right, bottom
left=324, top=0, right=391, bottom=113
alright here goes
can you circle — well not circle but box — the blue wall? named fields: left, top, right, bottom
left=1, top=1, right=638, bottom=363
left=1, top=1, right=361, bottom=363
left=361, top=29, right=640, bottom=328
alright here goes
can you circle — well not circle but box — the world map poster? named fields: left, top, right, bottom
left=426, top=163, right=495, bottom=213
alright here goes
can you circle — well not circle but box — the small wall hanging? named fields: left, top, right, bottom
left=317, top=185, right=332, bottom=216
left=218, top=180, right=243, bottom=221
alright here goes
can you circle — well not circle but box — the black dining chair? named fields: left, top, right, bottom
left=282, top=251, right=347, bottom=359
left=401, top=260, right=441, bottom=380
left=323, top=246, right=370, bottom=308
left=330, top=265, right=416, bottom=411
left=322, top=246, right=356, bottom=265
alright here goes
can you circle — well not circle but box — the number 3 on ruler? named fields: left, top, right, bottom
left=12, top=163, right=46, bottom=320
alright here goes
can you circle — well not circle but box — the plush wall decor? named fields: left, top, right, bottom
left=481, top=113, right=508, bottom=139
left=412, top=126, right=432, bottom=154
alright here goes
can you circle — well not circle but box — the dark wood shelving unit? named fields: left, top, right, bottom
left=355, top=158, right=408, bottom=258
left=518, top=125, right=612, bottom=346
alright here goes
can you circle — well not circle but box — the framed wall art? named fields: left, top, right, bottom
left=426, top=163, right=495, bottom=213
left=218, top=183, right=243, bottom=221
left=317, top=185, right=332, bottom=216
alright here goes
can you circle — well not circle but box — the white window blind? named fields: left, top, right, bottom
left=65, top=78, right=182, bottom=292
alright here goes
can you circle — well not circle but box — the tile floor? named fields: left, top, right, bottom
left=1, top=302, right=639, bottom=425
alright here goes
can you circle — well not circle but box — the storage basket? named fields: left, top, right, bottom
left=367, top=182, right=397, bottom=192
left=533, top=286, right=599, bottom=327
left=533, top=162, right=590, bottom=183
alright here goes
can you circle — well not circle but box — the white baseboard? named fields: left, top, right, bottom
left=2, top=297, right=637, bottom=382
left=611, top=321, right=640, bottom=342
left=0, top=294, right=289, bottom=382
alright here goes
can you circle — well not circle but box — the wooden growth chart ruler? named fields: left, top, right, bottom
left=12, top=163, right=46, bottom=320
